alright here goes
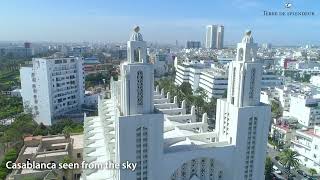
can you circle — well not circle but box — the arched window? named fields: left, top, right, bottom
left=137, top=71, right=143, bottom=105
left=134, top=47, right=141, bottom=62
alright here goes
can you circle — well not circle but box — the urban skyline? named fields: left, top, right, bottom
left=0, top=0, right=319, bottom=45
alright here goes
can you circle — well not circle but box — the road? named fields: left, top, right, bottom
left=267, top=145, right=306, bottom=180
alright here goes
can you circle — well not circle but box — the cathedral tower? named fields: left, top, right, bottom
left=120, top=26, right=154, bottom=115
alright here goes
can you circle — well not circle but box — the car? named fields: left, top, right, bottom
left=297, top=169, right=308, bottom=177
left=273, top=165, right=282, bottom=174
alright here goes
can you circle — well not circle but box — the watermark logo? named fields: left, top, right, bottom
left=284, top=2, right=292, bottom=9
left=263, top=1, right=315, bottom=17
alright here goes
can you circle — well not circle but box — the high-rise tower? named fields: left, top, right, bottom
left=205, top=25, right=224, bottom=49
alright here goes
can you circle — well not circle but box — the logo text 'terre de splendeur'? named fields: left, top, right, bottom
left=263, top=2, right=315, bottom=17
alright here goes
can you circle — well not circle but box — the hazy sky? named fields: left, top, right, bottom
left=0, top=0, right=319, bottom=45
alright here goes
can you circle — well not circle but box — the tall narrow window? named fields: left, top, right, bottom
left=137, top=71, right=143, bottom=105
left=231, top=67, right=236, bottom=104
left=134, top=48, right=141, bottom=62
left=249, top=69, right=256, bottom=98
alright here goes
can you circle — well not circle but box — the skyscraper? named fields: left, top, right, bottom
left=83, top=28, right=270, bottom=180
left=205, top=25, right=224, bottom=49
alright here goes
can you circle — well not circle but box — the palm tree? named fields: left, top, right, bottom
left=309, top=168, right=317, bottom=177
left=279, top=149, right=300, bottom=177
left=62, top=126, right=72, bottom=139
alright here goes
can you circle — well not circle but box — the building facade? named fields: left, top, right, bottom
left=291, top=126, right=320, bottom=171
left=289, top=95, right=320, bottom=127
left=205, top=25, right=224, bottom=49
left=83, top=28, right=271, bottom=180
left=20, top=57, right=85, bottom=125
left=186, top=41, right=201, bottom=49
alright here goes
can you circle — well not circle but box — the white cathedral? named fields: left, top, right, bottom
left=82, top=27, right=271, bottom=180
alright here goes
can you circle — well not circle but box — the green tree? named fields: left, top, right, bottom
left=62, top=126, right=72, bottom=139
left=60, top=156, right=73, bottom=180
left=279, top=149, right=300, bottom=177
left=265, top=156, right=273, bottom=180
left=309, top=168, right=317, bottom=177
left=0, top=149, right=17, bottom=179
left=222, top=90, right=227, bottom=98
left=179, top=82, right=193, bottom=97
left=271, top=100, right=283, bottom=118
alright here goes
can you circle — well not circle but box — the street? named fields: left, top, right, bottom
left=267, top=145, right=308, bottom=180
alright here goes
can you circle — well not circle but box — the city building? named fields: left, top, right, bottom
left=270, top=122, right=292, bottom=147
left=83, top=28, right=270, bottom=180
left=289, top=95, right=320, bottom=127
left=3, top=45, right=34, bottom=58
left=310, top=75, right=320, bottom=87
left=205, top=25, right=224, bottom=49
left=175, top=62, right=283, bottom=99
left=198, top=68, right=228, bottom=99
left=291, top=126, right=320, bottom=171
left=186, top=41, right=201, bottom=49
left=262, top=43, right=272, bottom=50
left=174, top=62, right=210, bottom=91
left=9, top=134, right=83, bottom=180
left=20, top=57, right=85, bottom=125
left=83, top=57, right=109, bottom=75
left=149, top=52, right=174, bottom=77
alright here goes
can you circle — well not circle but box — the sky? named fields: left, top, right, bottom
left=0, top=0, right=319, bottom=45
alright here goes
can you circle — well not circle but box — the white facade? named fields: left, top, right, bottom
left=205, top=25, right=224, bottom=49
left=175, top=63, right=208, bottom=91
left=175, top=63, right=283, bottom=99
left=289, top=95, right=320, bottom=127
left=20, top=57, right=85, bottom=125
left=310, top=75, right=320, bottom=87
left=291, top=126, right=320, bottom=171
left=198, top=70, right=228, bottom=99
left=83, top=29, right=270, bottom=180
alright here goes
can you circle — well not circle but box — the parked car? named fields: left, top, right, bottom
left=273, top=165, right=282, bottom=174
left=297, top=169, right=308, bottom=177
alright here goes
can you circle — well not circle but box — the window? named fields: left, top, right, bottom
left=137, top=71, right=143, bottom=105
left=77, top=153, right=81, bottom=158
left=249, top=69, right=256, bottom=98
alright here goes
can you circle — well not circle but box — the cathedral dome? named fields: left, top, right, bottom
left=242, top=30, right=254, bottom=43
left=130, top=26, right=143, bottom=41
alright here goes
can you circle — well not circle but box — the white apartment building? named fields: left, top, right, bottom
left=175, top=62, right=282, bottom=99
left=82, top=28, right=271, bottom=180
left=175, top=63, right=210, bottom=91
left=205, top=25, right=224, bottom=49
left=199, top=69, right=228, bottom=99
left=289, top=95, right=320, bottom=127
left=20, top=57, right=85, bottom=125
left=291, top=126, right=320, bottom=171
left=272, top=86, right=291, bottom=111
